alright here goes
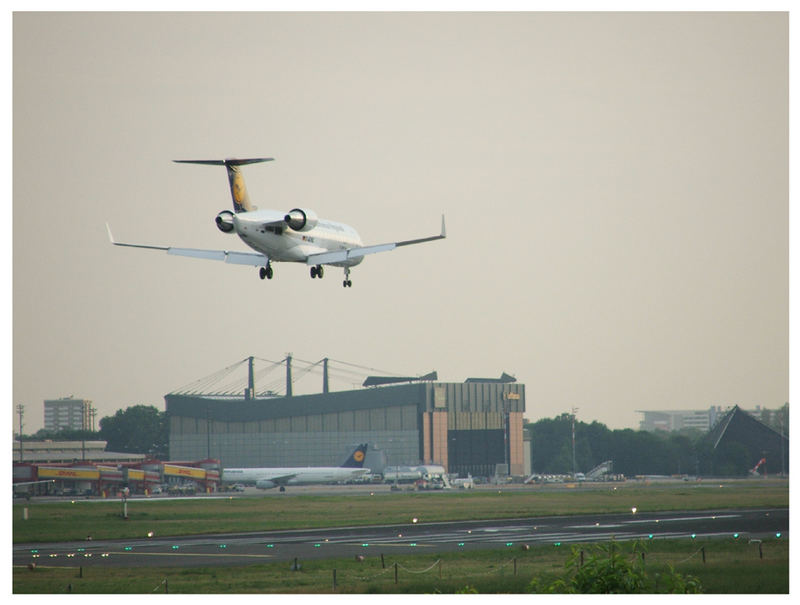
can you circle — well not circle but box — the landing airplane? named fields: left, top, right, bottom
left=222, top=443, right=370, bottom=491
left=107, top=158, right=446, bottom=287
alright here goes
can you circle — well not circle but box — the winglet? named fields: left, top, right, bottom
left=106, top=222, right=116, bottom=244
left=394, top=214, right=447, bottom=248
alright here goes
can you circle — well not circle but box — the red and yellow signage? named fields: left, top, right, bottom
left=163, top=464, right=206, bottom=480
left=126, top=468, right=145, bottom=481
left=38, top=467, right=99, bottom=480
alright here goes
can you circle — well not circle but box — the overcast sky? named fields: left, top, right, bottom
left=11, top=11, right=788, bottom=433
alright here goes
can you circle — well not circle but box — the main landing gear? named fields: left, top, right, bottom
left=259, top=262, right=274, bottom=280
left=310, top=264, right=324, bottom=279
left=342, top=266, right=353, bottom=288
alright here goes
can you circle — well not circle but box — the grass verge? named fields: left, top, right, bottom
left=13, top=536, right=788, bottom=594
left=13, top=480, right=788, bottom=543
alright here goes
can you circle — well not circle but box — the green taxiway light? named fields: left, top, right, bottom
left=776, top=533, right=782, bottom=538
left=691, top=534, right=696, bottom=539
left=124, top=546, right=132, bottom=551
left=506, top=542, right=514, bottom=547
left=733, top=533, right=740, bottom=539
left=219, top=544, right=227, bottom=549
left=172, top=545, right=180, bottom=550
left=648, top=534, right=654, bottom=540
left=362, top=543, right=370, bottom=547
left=30, top=549, right=39, bottom=554
left=554, top=542, right=562, bottom=547
left=313, top=543, right=321, bottom=548
left=410, top=543, right=417, bottom=547
left=266, top=544, right=275, bottom=548
left=458, top=542, right=465, bottom=547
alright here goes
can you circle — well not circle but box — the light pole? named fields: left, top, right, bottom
left=571, top=407, right=578, bottom=478
left=779, top=407, right=786, bottom=477
left=16, top=404, right=24, bottom=462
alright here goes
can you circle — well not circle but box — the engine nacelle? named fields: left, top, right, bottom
left=215, top=210, right=236, bottom=233
left=284, top=208, right=319, bottom=232
left=255, top=479, right=277, bottom=490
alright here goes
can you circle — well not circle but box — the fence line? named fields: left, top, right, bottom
left=347, top=565, right=395, bottom=582
left=397, top=559, right=441, bottom=574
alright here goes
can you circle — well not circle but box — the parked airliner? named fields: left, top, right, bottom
left=222, top=444, right=370, bottom=491
left=107, top=158, right=445, bottom=287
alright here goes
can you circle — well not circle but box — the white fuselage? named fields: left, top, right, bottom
left=233, top=210, right=364, bottom=266
left=223, top=466, right=370, bottom=486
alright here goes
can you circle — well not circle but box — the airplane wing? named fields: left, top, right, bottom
left=106, top=224, right=268, bottom=266
left=306, top=215, right=446, bottom=266
left=259, top=473, right=298, bottom=485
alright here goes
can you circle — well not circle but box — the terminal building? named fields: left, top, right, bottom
left=166, top=357, right=526, bottom=478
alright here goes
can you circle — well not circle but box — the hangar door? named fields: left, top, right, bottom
left=447, top=429, right=506, bottom=477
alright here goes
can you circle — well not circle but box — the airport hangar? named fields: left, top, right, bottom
left=166, top=357, right=526, bottom=478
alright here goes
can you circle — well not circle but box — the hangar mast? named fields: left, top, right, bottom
left=166, top=356, right=525, bottom=477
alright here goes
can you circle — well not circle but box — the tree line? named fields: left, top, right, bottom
left=526, top=404, right=788, bottom=478
left=18, top=404, right=169, bottom=460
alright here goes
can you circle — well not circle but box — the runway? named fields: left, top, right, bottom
left=13, top=507, right=787, bottom=569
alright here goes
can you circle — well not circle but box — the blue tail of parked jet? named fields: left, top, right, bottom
left=341, top=444, right=368, bottom=468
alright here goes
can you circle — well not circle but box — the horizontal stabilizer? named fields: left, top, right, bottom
left=173, top=158, right=274, bottom=166
left=173, top=158, right=273, bottom=213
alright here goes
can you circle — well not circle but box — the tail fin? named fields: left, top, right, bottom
left=174, top=158, right=274, bottom=213
left=341, top=444, right=368, bottom=468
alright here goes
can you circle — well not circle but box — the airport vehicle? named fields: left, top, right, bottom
left=107, top=158, right=446, bottom=287
left=452, top=474, right=475, bottom=489
left=382, top=466, right=423, bottom=484
left=383, top=464, right=452, bottom=488
left=223, top=444, right=370, bottom=491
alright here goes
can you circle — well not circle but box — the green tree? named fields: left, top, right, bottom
left=98, top=405, right=169, bottom=458
left=27, top=428, right=99, bottom=441
left=527, top=541, right=703, bottom=594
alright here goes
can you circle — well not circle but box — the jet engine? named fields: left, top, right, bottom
left=215, top=210, right=235, bottom=233
left=255, top=479, right=277, bottom=489
left=284, top=208, right=319, bottom=232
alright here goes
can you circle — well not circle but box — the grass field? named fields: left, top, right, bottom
left=12, top=480, right=789, bottom=543
left=13, top=480, right=789, bottom=593
left=13, top=537, right=789, bottom=593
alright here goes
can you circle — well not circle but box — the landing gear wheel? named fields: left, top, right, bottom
left=266, top=265, right=273, bottom=279
left=343, top=267, right=352, bottom=288
left=310, top=265, right=324, bottom=279
left=279, top=486, right=286, bottom=492
left=259, top=263, right=274, bottom=280
left=310, top=266, right=317, bottom=278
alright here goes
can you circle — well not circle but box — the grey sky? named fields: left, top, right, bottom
left=12, top=12, right=788, bottom=433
